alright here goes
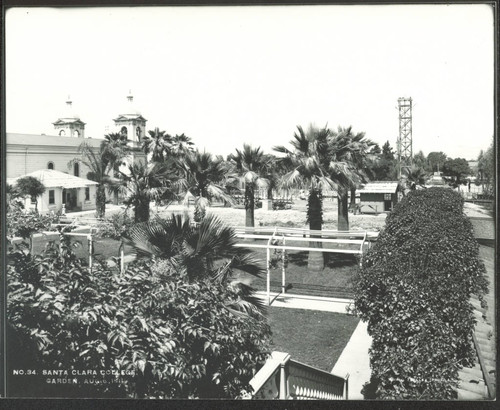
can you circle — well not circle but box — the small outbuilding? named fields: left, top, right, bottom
left=357, top=181, right=401, bottom=214
left=8, top=169, right=98, bottom=215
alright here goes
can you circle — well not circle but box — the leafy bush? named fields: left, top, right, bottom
left=95, top=212, right=135, bottom=240
left=6, top=200, right=59, bottom=239
left=7, top=240, right=270, bottom=398
left=353, top=188, right=488, bottom=399
left=7, top=233, right=271, bottom=399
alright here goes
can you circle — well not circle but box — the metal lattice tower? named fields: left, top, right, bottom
left=397, top=97, right=413, bottom=178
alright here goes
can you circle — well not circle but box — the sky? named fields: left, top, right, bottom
left=5, top=4, right=495, bottom=160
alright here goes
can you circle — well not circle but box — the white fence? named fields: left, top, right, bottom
left=234, top=226, right=377, bottom=306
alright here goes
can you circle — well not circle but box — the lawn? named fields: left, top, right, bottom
left=92, top=237, right=134, bottom=262
left=267, top=307, right=359, bottom=372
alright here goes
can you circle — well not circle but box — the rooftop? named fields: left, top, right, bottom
left=358, top=181, right=399, bottom=194
left=7, top=169, right=98, bottom=189
left=7, top=133, right=103, bottom=147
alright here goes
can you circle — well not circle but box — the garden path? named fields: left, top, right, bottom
left=331, top=320, right=371, bottom=400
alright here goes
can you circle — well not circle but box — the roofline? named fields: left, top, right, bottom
left=113, top=115, right=147, bottom=122
left=52, top=119, right=87, bottom=125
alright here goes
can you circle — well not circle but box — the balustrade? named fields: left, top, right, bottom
left=250, top=351, right=348, bottom=400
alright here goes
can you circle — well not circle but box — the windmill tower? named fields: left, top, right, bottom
left=397, top=97, right=413, bottom=178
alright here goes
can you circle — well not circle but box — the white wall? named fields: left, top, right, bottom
left=7, top=151, right=93, bottom=179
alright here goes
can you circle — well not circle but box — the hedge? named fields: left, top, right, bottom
left=353, top=187, right=488, bottom=399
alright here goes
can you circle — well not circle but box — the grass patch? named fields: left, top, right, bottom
left=92, top=237, right=134, bottom=261
left=267, top=307, right=359, bottom=371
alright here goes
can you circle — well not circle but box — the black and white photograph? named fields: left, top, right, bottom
left=2, top=2, right=497, bottom=403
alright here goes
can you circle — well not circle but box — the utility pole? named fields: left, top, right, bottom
left=397, top=97, right=413, bottom=179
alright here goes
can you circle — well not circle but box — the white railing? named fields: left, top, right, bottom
left=249, top=351, right=349, bottom=400
left=234, top=226, right=374, bottom=305
left=234, top=226, right=379, bottom=241
left=30, top=231, right=95, bottom=272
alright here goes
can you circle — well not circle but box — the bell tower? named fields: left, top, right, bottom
left=113, top=91, right=147, bottom=148
left=52, top=97, right=86, bottom=138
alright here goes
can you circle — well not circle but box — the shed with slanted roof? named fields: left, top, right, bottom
left=357, top=181, right=401, bottom=214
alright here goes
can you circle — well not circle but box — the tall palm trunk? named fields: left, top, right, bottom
left=337, top=187, right=349, bottom=231
left=194, top=193, right=207, bottom=223
left=96, top=184, right=106, bottom=218
left=267, top=185, right=273, bottom=200
left=244, top=183, right=255, bottom=228
left=135, top=199, right=150, bottom=223
left=113, top=170, right=120, bottom=205
left=307, top=188, right=324, bottom=271
left=350, top=185, right=357, bottom=208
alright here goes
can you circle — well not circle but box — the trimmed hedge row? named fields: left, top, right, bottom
left=353, top=187, right=488, bottom=399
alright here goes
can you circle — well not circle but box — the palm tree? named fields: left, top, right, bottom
left=329, top=126, right=375, bottom=231
left=124, top=213, right=265, bottom=317
left=349, top=142, right=379, bottom=208
left=179, top=150, right=234, bottom=222
left=15, top=176, right=46, bottom=213
left=103, top=132, right=129, bottom=162
left=171, top=133, right=195, bottom=158
left=118, top=159, right=180, bottom=223
left=69, top=142, right=119, bottom=218
left=274, top=125, right=334, bottom=270
left=228, top=144, right=268, bottom=228
left=102, top=132, right=131, bottom=205
left=141, top=127, right=173, bottom=162
left=404, top=165, right=427, bottom=191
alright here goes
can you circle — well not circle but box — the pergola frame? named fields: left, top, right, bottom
left=234, top=227, right=370, bottom=306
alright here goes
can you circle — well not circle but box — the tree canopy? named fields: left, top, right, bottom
left=442, top=158, right=471, bottom=186
left=15, top=176, right=46, bottom=212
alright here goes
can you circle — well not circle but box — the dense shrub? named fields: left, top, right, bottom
left=353, top=187, right=488, bottom=399
left=7, top=239, right=271, bottom=398
left=95, top=212, right=135, bottom=239
left=6, top=199, right=59, bottom=239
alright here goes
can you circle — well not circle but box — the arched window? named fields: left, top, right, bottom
left=74, top=162, right=80, bottom=177
left=136, top=126, right=141, bottom=139
left=73, top=130, right=80, bottom=138
left=47, top=162, right=54, bottom=170
left=59, top=130, right=66, bottom=136
left=120, top=126, right=128, bottom=137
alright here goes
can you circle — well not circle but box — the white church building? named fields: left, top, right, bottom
left=6, top=93, right=146, bottom=214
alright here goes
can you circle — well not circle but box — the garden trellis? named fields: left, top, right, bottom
left=234, top=227, right=374, bottom=306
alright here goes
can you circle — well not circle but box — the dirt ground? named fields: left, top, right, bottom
left=154, top=199, right=388, bottom=232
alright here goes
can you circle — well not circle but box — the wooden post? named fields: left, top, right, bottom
left=88, top=234, right=92, bottom=274
left=270, top=352, right=290, bottom=400
left=267, top=244, right=271, bottom=306
left=120, top=240, right=125, bottom=274
left=266, top=229, right=276, bottom=306
left=279, top=362, right=288, bottom=399
left=281, top=236, right=286, bottom=296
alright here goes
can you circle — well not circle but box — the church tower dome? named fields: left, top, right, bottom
left=113, top=91, right=147, bottom=147
left=52, top=96, right=86, bottom=138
